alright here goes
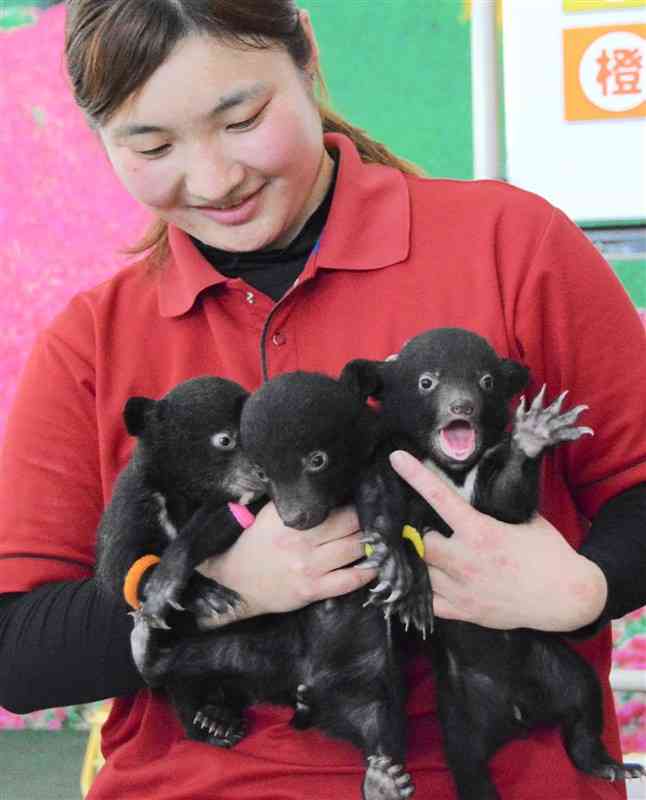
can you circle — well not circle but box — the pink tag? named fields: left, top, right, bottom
left=228, top=502, right=256, bottom=529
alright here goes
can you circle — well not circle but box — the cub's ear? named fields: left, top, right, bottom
left=500, top=359, right=531, bottom=398
left=233, top=392, right=248, bottom=422
left=123, top=396, right=156, bottom=437
left=340, top=359, right=386, bottom=403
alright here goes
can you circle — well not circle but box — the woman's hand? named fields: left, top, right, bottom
left=196, top=502, right=377, bottom=621
left=389, top=450, right=608, bottom=632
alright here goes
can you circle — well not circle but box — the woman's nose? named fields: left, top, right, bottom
left=184, top=138, right=245, bottom=203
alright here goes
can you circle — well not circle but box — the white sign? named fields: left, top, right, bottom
left=503, top=0, right=646, bottom=222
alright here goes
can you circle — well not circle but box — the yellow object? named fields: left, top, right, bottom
left=80, top=702, right=111, bottom=797
left=402, top=525, right=425, bottom=559
left=123, top=554, right=161, bottom=609
left=563, top=0, right=645, bottom=11
left=364, top=525, right=425, bottom=560
left=461, top=0, right=503, bottom=26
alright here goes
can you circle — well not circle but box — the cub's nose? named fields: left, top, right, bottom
left=450, top=400, right=474, bottom=416
left=282, top=510, right=311, bottom=530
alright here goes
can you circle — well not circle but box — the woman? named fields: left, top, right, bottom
left=0, top=2, right=645, bottom=798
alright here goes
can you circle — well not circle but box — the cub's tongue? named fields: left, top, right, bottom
left=439, top=421, right=476, bottom=461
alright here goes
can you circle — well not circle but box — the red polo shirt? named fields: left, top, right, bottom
left=1, top=133, right=645, bottom=799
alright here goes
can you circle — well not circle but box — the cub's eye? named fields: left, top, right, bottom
left=253, top=464, right=268, bottom=482
left=305, top=450, right=329, bottom=473
left=211, top=431, right=236, bottom=451
left=480, top=374, right=494, bottom=391
left=418, top=372, right=439, bottom=393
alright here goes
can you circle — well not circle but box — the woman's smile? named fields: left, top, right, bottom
left=189, top=182, right=268, bottom=226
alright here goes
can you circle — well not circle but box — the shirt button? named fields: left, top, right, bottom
left=272, top=332, right=287, bottom=346
left=245, top=291, right=255, bottom=304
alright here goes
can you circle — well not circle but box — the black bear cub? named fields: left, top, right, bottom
left=346, top=327, right=644, bottom=800
left=95, top=375, right=265, bottom=740
left=132, top=370, right=418, bottom=800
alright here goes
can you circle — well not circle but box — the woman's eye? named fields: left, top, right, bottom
left=227, top=107, right=265, bottom=132
left=211, top=432, right=236, bottom=451
left=137, top=144, right=170, bottom=157
left=305, top=451, right=328, bottom=473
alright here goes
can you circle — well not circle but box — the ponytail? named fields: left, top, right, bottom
left=316, top=67, right=425, bottom=178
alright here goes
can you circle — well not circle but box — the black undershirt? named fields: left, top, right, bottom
left=191, top=156, right=337, bottom=302
left=1, top=160, right=645, bottom=711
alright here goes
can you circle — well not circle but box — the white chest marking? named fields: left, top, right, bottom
left=423, top=459, right=480, bottom=505
left=153, top=492, right=178, bottom=541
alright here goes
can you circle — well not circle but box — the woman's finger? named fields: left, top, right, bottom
left=305, top=505, right=360, bottom=546
left=309, top=563, right=378, bottom=603
left=310, top=532, right=367, bottom=574
left=423, top=529, right=461, bottom=574
left=389, top=450, right=479, bottom=531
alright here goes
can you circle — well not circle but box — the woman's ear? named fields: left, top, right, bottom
left=298, top=9, right=320, bottom=76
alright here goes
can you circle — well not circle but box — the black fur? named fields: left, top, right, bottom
left=346, top=327, right=644, bottom=800
left=134, top=370, right=416, bottom=800
left=95, top=375, right=266, bottom=741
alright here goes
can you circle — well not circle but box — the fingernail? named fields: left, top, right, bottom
left=389, top=450, right=408, bottom=469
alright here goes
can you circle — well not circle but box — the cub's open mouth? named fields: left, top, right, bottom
left=439, top=421, right=476, bottom=461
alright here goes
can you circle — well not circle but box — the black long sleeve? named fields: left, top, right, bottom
left=0, top=578, right=144, bottom=714
left=579, top=481, right=646, bottom=628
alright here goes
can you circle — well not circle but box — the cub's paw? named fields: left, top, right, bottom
left=363, top=755, right=414, bottom=800
left=129, top=609, right=173, bottom=686
left=591, top=761, right=645, bottom=782
left=192, top=705, right=247, bottom=748
left=513, top=385, right=593, bottom=459
left=395, top=565, right=435, bottom=639
left=291, top=683, right=313, bottom=730
left=182, top=576, right=244, bottom=630
left=140, top=569, right=185, bottom=630
left=360, top=532, right=413, bottom=609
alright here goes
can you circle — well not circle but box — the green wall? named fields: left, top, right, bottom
left=612, top=260, right=646, bottom=308
left=308, top=1, right=473, bottom=179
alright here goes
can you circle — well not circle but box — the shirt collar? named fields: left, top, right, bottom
left=315, top=132, right=410, bottom=272
left=158, top=132, right=411, bottom=318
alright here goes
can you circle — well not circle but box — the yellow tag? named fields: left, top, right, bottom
left=402, top=525, right=425, bottom=559
left=363, top=525, right=425, bottom=560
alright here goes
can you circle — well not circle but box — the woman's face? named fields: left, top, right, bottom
left=100, top=23, right=333, bottom=252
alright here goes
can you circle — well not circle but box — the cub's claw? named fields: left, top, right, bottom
left=363, top=754, right=414, bottom=800
left=140, top=594, right=176, bottom=630
left=592, top=762, right=645, bottom=781
left=394, top=587, right=435, bottom=639
left=183, top=580, right=244, bottom=630
left=513, top=385, right=593, bottom=459
left=360, top=531, right=413, bottom=610
left=129, top=609, right=173, bottom=686
left=139, top=566, right=186, bottom=629
left=192, top=705, right=247, bottom=748
left=392, top=560, right=435, bottom=638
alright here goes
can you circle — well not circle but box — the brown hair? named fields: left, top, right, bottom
left=65, top=0, right=424, bottom=265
